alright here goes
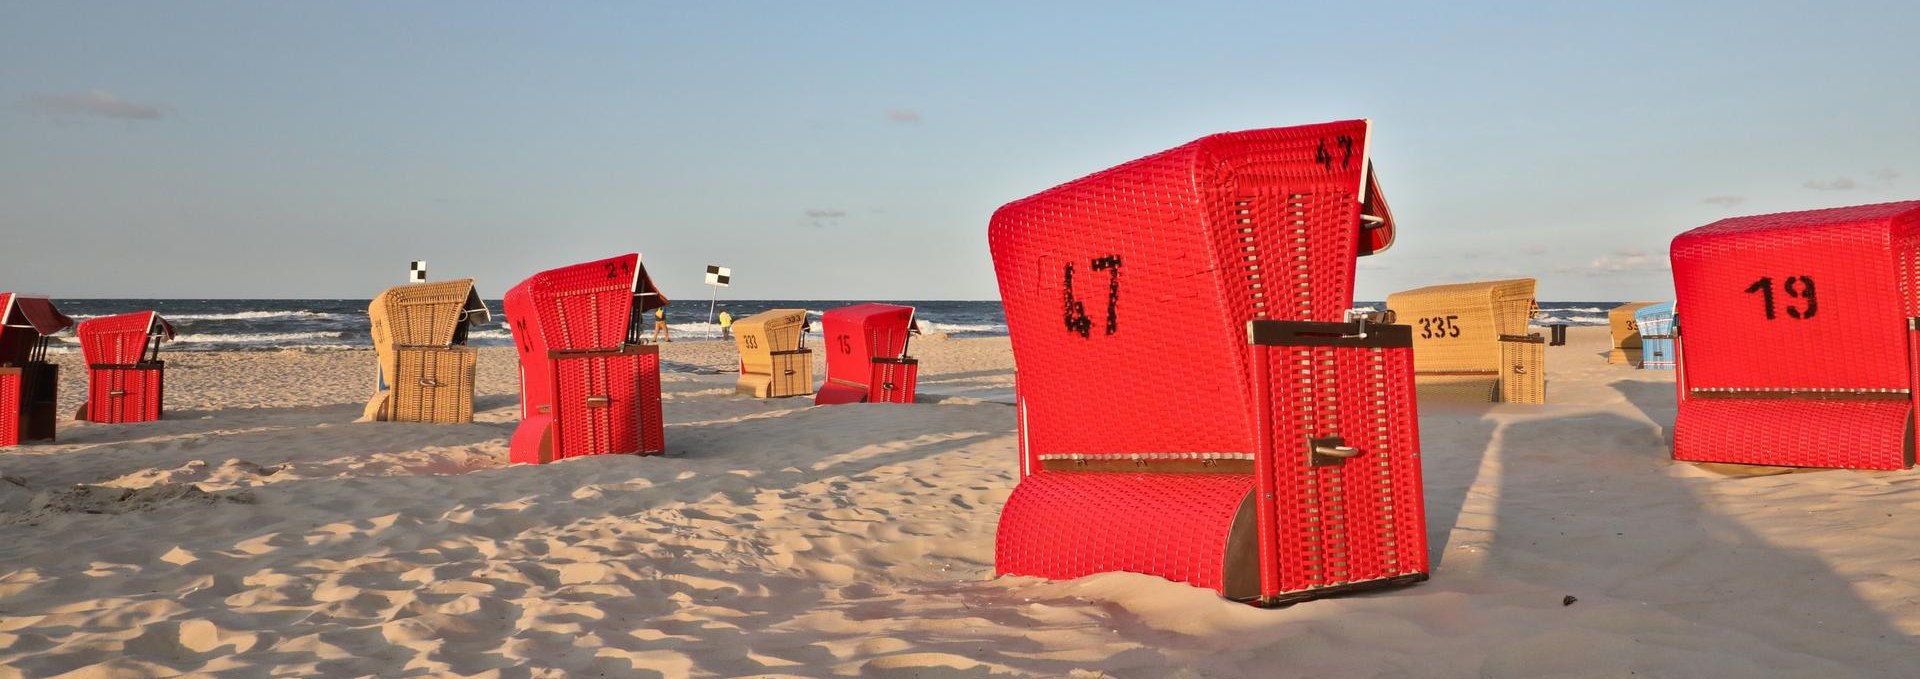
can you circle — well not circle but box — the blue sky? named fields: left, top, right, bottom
left=3, top=1, right=1915, bottom=300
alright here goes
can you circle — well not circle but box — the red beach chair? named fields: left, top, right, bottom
left=74, top=311, right=176, bottom=424
left=502, top=253, right=669, bottom=464
left=815, top=303, right=918, bottom=405
left=0, top=293, right=74, bottom=446
left=1670, top=201, right=1920, bottom=469
left=987, top=121, right=1427, bottom=605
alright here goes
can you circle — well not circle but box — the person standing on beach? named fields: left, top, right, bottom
left=653, top=307, right=672, bottom=342
left=718, top=310, right=733, bottom=340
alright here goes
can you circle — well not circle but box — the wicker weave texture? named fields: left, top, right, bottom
left=817, top=304, right=916, bottom=406
left=1674, top=398, right=1911, bottom=469
left=989, top=122, right=1425, bottom=604
left=76, top=312, right=171, bottom=366
left=1608, top=302, right=1659, bottom=363
left=996, top=472, right=1255, bottom=592
left=735, top=309, right=811, bottom=397
left=0, top=372, right=18, bottom=447
left=83, top=367, right=163, bottom=424
left=1414, top=375, right=1499, bottom=402
left=871, top=360, right=918, bottom=404
left=1636, top=302, right=1676, bottom=370
left=392, top=347, right=476, bottom=423
left=1499, top=339, right=1546, bottom=404
left=1671, top=202, right=1920, bottom=468
left=1385, top=278, right=1536, bottom=373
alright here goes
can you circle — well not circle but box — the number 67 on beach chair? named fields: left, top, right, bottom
left=987, top=121, right=1428, bottom=605
left=1670, top=201, right=1920, bottom=469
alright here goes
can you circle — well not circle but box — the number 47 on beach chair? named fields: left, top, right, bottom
left=987, top=121, right=1428, bottom=605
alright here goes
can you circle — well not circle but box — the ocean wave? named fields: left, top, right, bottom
left=924, top=322, right=1007, bottom=333
left=67, top=310, right=356, bottom=322
left=172, top=331, right=351, bottom=344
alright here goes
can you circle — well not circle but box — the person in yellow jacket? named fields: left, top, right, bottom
left=652, top=307, right=672, bottom=343
left=718, top=310, right=734, bottom=340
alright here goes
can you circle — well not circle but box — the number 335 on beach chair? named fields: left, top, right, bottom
left=503, top=253, right=669, bottom=464
left=987, top=121, right=1429, bottom=605
left=1671, top=201, right=1920, bottom=470
left=1386, top=278, right=1545, bottom=404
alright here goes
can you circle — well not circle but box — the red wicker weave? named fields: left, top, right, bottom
left=815, top=303, right=919, bottom=405
left=1670, top=201, right=1920, bottom=469
left=502, top=254, right=669, bottom=464
left=987, top=121, right=1427, bottom=605
left=74, top=311, right=175, bottom=424
left=0, top=293, right=72, bottom=446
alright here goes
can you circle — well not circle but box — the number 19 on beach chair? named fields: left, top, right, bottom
left=503, top=253, right=669, bottom=464
left=1385, top=278, right=1545, bottom=404
left=0, top=294, right=73, bottom=446
left=363, top=279, right=491, bottom=424
left=987, top=121, right=1428, bottom=605
left=1671, top=201, right=1920, bottom=469
left=74, top=311, right=176, bottom=424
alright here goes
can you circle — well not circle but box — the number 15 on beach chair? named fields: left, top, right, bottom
left=1670, top=201, right=1920, bottom=470
left=987, top=121, right=1428, bottom=605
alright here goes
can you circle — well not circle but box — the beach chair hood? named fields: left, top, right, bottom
left=76, top=312, right=175, bottom=366
left=0, top=293, right=73, bottom=366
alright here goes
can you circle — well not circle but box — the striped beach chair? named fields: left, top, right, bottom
left=1671, top=201, right=1920, bottom=469
left=988, top=120, right=1427, bottom=605
left=1635, top=302, right=1675, bottom=371
left=1608, top=301, right=1660, bottom=365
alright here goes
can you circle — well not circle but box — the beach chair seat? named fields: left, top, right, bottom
left=1386, top=278, right=1545, bottom=404
left=815, top=304, right=918, bottom=405
left=733, top=309, right=813, bottom=398
left=1670, top=201, right=1920, bottom=469
left=363, top=279, right=491, bottom=424
left=1608, top=302, right=1660, bottom=365
left=1635, top=302, right=1676, bottom=370
left=503, top=253, right=668, bottom=463
left=988, top=120, right=1427, bottom=605
left=0, top=293, right=72, bottom=446
left=74, top=311, right=175, bottom=424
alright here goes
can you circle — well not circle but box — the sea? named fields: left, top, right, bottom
left=45, top=300, right=1627, bottom=352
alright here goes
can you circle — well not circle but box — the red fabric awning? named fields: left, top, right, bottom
left=3, top=294, right=73, bottom=335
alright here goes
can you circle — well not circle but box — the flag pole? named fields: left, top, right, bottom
left=707, top=284, right=718, bottom=327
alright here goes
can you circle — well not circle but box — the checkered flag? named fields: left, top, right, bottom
left=704, top=265, right=731, bottom=287
left=409, top=260, right=427, bottom=283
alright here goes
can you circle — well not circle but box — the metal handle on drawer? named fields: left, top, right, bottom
left=1307, top=436, right=1361, bottom=467
left=585, top=395, right=611, bottom=408
left=419, top=378, right=442, bottom=387
left=108, top=390, right=127, bottom=397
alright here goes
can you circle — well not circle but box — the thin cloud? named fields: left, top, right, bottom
left=1702, top=195, right=1747, bottom=207
left=803, top=208, right=847, bottom=229
left=1869, top=168, right=1901, bottom=183
left=886, top=109, right=922, bottom=124
left=1804, top=178, right=1858, bottom=191
left=1521, top=245, right=1550, bottom=256
left=23, top=90, right=163, bottom=120
left=1567, top=249, right=1668, bottom=275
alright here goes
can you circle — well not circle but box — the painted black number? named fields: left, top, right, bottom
left=1063, top=254, right=1122, bottom=338
left=838, top=334, right=852, bottom=354
left=1417, top=315, right=1462, bottom=339
left=1746, top=275, right=1816, bottom=320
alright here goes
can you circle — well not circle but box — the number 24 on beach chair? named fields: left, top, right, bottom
left=0, top=293, right=73, bottom=447
left=1670, top=201, right=1920, bottom=469
left=503, top=253, right=669, bottom=464
left=987, top=121, right=1428, bottom=605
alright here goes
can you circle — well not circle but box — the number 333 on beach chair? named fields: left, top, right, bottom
left=503, top=253, right=669, bottom=464
left=1671, top=201, right=1920, bottom=470
left=987, top=121, right=1428, bottom=605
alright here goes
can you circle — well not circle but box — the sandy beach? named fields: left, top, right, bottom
left=0, top=327, right=1916, bottom=677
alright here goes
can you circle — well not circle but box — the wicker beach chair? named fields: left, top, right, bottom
left=1608, top=301, right=1660, bottom=365
left=363, top=279, right=491, bottom=424
left=0, top=293, right=73, bottom=446
left=1635, top=302, right=1676, bottom=371
left=988, top=120, right=1427, bottom=605
left=1671, top=201, right=1920, bottom=469
left=73, top=311, right=176, bottom=424
left=815, top=304, right=917, bottom=405
left=502, top=253, right=668, bottom=463
left=733, top=308, right=813, bottom=398
left=1385, top=278, right=1544, bottom=404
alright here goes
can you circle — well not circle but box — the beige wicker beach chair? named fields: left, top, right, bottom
left=1607, top=302, right=1659, bottom=365
left=734, top=308, right=813, bottom=397
left=1385, top=278, right=1544, bottom=403
left=362, top=278, right=491, bottom=423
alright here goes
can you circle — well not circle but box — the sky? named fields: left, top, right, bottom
left=2, top=1, right=1916, bottom=301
